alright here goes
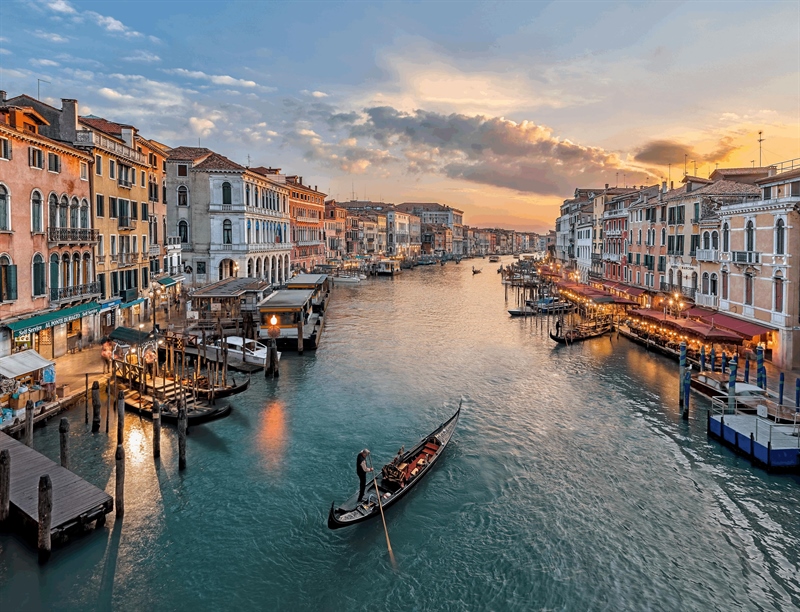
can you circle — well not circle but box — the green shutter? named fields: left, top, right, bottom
left=6, top=264, right=17, bottom=300
left=34, top=262, right=45, bottom=296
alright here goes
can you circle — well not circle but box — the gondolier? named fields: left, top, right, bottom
left=357, top=449, right=373, bottom=502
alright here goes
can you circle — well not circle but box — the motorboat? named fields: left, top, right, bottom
left=200, top=336, right=280, bottom=367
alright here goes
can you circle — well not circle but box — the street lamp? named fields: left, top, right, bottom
left=148, top=287, right=162, bottom=332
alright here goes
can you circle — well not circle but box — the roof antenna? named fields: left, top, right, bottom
left=684, top=153, right=688, bottom=176
left=37, top=78, right=51, bottom=101
left=757, top=131, right=764, bottom=167
left=247, top=154, right=251, bottom=167
left=668, top=163, right=671, bottom=184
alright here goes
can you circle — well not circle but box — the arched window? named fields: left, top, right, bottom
left=661, top=227, right=666, bottom=246
left=177, top=186, right=188, bottom=206
left=72, top=252, right=81, bottom=285
left=82, top=252, right=92, bottom=287
left=70, top=197, right=79, bottom=228
left=775, top=219, right=785, bottom=255
left=255, top=221, right=260, bottom=243
left=691, top=271, right=698, bottom=291
left=702, top=231, right=710, bottom=250
left=33, top=254, right=45, bottom=296
left=246, top=220, right=251, bottom=243
left=676, top=269, right=683, bottom=288
left=80, top=199, right=89, bottom=229
left=745, top=220, right=755, bottom=252
left=0, top=185, right=9, bottom=231
left=222, top=182, right=232, bottom=205
left=722, top=223, right=729, bottom=252
left=49, top=194, right=58, bottom=229
left=50, top=253, right=60, bottom=290
left=32, top=191, right=43, bottom=233
left=245, top=185, right=250, bottom=206
left=59, top=196, right=68, bottom=228
left=710, top=273, right=718, bottom=296
left=223, top=219, right=232, bottom=244
left=744, top=272, right=753, bottom=305
left=0, top=254, right=15, bottom=301
left=721, top=270, right=728, bottom=300
left=774, top=273, right=784, bottom=313
left=178, top=220, right=188, bottom=243
left=668, top=268, right=674, bottom=286
left=711, top=231, right=719, bottom=250
left=702, top=272, right=709, bottom=294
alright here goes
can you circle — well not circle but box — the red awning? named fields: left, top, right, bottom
left=685, top=306, right=715, bottom=318
left=698, top=313, right=774, bottom=339
left=619, top=286, right=646, bottom=296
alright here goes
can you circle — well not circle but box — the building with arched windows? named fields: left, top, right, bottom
left=166, top=148, right=291, bottom=288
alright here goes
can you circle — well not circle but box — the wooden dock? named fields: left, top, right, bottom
left=0, top=432, right=112, bottom=543
left=708, top=413, right=800, bottom=472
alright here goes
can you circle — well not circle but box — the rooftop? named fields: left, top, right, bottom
left=259, top=289, right=314, bottom=310
left=167, top=146, right=212, bottom=161
left=193, top=152, right=246, bottom=172
left=192, top=277, right=271, bottom=298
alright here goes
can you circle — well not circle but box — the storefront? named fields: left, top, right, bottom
left=0, top=349, right=56, bottom=423
left=99, top=297, right=121, bottom=338
left=5, top=301, right=101, bottom=359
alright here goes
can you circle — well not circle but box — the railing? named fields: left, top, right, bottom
left=605, top=229, right=622, bottom=237
left=50, top=282, right=100, bottom=302
left=118, top=178, right=132, bottom=189
left=588, top=271, right=603, bottom=280
left=95, top=255, right=106, bottom=266
left=696, top=249, right=718, bottom=262
left=47, top=227, right=99, bottom=244
left=691, top=217, right=701, bottom=224
left=149, top=244, right=161, bottom=256
left=710, top=397, right=800, bottom=441
left=659, top=282, right=696, bottom=299
left=695, top=293, right=718, bottom=309
left=605, top=253, right=620, bottom=262
left=166, top=235, right=181, bottom=247
left=732, top=250, right=760, bottom=264
left=74, top=130, right=147, bottom=164
left=116, top=252, right=137, bottom=267
left=118, top=216, right=136, bottom=230
left=591, top=253, right=602, bottom=262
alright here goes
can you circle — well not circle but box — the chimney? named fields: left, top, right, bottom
left=661, top=181, right=667, bottom=193
left=60, top=98, right=79, bottom=143
left=605, top=183, right=609, bottom=190
left=768, top=166, right=777, bottom=177
left=120, top=127, right=134, bottom=148
left=670, top=181, right=674, bottom=190
left=0, top=91, right=6, bottom=104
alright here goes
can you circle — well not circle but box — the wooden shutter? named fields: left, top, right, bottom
left=34, top=261, right=45, bottom=296
left=5, top=264, right=17, bottom=300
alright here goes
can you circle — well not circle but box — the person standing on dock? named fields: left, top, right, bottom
left=357, top=449, right=373, bottom=502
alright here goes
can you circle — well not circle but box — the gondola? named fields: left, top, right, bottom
left=549, top=323, right=611, bottom=344
left=195, top=375, right=251, bottom=400
left=327, top=403, right=461, bottom=530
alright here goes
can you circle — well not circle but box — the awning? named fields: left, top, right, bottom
left=5, top=301, right=100, bottom=338
left=619, top=286, right=646, bottom=296
left=698, top=312, right=774, bottom=339
left=157, top=276, right=178, bottom=287
left=685, top=306, right=715, bottom=319
left=109, top=326, right=152, bottom=345
left=0, top=350, right=54, bottom=379
left=119, top=297, right=145, bottom=309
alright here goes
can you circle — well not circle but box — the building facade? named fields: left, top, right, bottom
left=287, top=175, right=325, bottom=272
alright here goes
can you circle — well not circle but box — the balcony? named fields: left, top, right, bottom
left=588, top=271, right=603, bottom=280
left=605, top=229, right=622, bottom=237
left=149, top=244, right=161, bottom=256
left=114, top=252, right=138, bottom=268
left=47, top=227, right=100, bottom=245
left=605, top=253, right=621, bottom=262
left=118, top=178, right=133, bottom=189
left=732, top=251, right=760, bottom=264
left=695, top=249, right=718, bottom=262
left=695, top=293, right=719, bottom=309
left=50, top=282, right=101, bottom=304
left=591, top=253, right=602, bottom=262
left=75, top=130, right=147, bottom=165
left=166, top=235, right=182, bottom=248
left=659, top=282, right=696, bottom=300
left=118, top=216, right=137, bottom=230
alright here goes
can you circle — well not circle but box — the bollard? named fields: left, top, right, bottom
left=25, top=400, right=34, bottom=447
left=297, top=318, right=304, bottom=355
left=779, top=372, right=785, bottom=408
left=91, top=381, right=101, bottom=433
left=115, top=444, right=124, bottom=518
left=117, top=390, right=125, bottom=446
left=728, top=369, right=736, bottom=413
left=152, top=400, right=161, bottom=459
left=178, top=402, right=187, bottom=471
left=682, top=370, right=691, bottom=420
left=678, top=342, right=686, bottom=410
left=38, top=474, right=52, bottom=563
left=59, top=418, right=70, bottom=469
left=270, top=342, right=279, bottom=378
left=0, top=449, right=9, bottom=523
left=744, top=358, right=750, bottom=384
left=84, top=373, right=89, bottom=424
left=722, top=352, right=727, bottom=373
left=264, top=342, right=271, bottom=379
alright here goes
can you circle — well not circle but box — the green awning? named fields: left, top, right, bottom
left=109, top=326, right=151, bottom=345
left=6, top=301, right=100, bottom=338
left=157, top=277, right=178, bottom=287
left=119, top=297, right=145, bottom=309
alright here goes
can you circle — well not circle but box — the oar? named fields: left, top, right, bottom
left=368, top=454, right=396, bottom=567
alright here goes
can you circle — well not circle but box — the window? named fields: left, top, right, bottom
left=80, top=161, right=88, bottom=180
left=47, top=152, right=61, bottom=173
left=80, top=200, right=89, bottom=228
left=131, top=201, right=138, bottom=219
left=95, top=154, right=103, bottom=175
left=223, top=219, right=232, bottom=244
left=744, top=273, right=753, bottom=305
left=703, top=231, right=710, bottom=250
left=0, top=255, right=17, bottom=301
left=31, top=191, right=42, bottom=232
left=197, top=261, right=206, bottom=275
left=178, top=186, right=188, bottom=206
left=774, top=276, right=784, bottom=313
left=98, top=234, right=104, bottom=256
left=722, top=223, right=729, bottom=252
left=178, top=220, right=188, bottom=243
left=745, top=220, right=755, bottom=252
left=0, top=138, right=10, bottom=160
left=141, top=170, right=146, bottom=188
left=711, top=231, right=718, bottom=250
left=109, top=159, right=116, bottom=179
left=702, top=272, right=709, bottom=294
left=96, top=194, right=105, bottom=218
left=111, top=235, right=117, bottom=255
left=70, top=198, right=79, bottom=228
left=141, top=202, right=148, bottom=221
left=775, top=219, right=785, bottom=255
left=29, top=147, right=44, bottom=169
left=177, top=164, right=188, bottom=177
left=222, top=182, right=232, bottom=205
left=710, top=273, right=718, bottom=296
left=721, top=271, right=728, bottom=300
left=762, top=186, right=771, bottom=200
left=110, top=197, right=118, bottom=218
left=0, top=186, right=8, bottom=231
left=690, top=234, right=699, bottom=256
left=132, top=236, right=138, bottom=254
left=33, top=254, right=45, bottom=296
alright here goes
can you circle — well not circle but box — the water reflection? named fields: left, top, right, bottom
left=258, top=399, right=288, bottom=475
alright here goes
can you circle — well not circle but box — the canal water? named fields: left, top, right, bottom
left=1, top=259, right=799, bottom=611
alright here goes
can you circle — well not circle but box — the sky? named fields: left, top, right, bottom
left=1, top=0, right=798, bottom=232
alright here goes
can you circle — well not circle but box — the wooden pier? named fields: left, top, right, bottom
left=0, top=432, right=112, bottom=545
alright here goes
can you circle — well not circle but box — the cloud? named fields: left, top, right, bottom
left=30, top=58, right=60, bottom=67
left=0, top=49, right=11, bottom=56
left=189, top=117, right=215, bottom=137
left=40, top=1, right=148, bottom=39
left=33, top=30, right=69, bottom=43
left=166, top=68, right=264, bottom=89
left=45, top=0, right=77, bottom=14
left=123, top=50, right=161, bottom=63
left=301, top=90, right=329, bottom=98
left=634, top=137, right=740, bottom=166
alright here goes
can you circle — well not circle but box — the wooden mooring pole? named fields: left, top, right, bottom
left=678, top=341, right=686, bottom=411
left=38, top=474, right=52, bottom=563
left=0, top=449, right=9, bottom=523
left=106, top=379, right=111, bottom=433
left=91, top=381, right=101, bottom=433
left=59, top=418, right=70, bottom=469
left=25, top=400, right=34, bottom=447
left=116, top=390, right=125, bottom=445
left=115, top=445, right=125, bottom=518
left=152, top=400, right=161, bottom=459
left=178, top=401, right=187, bottom=471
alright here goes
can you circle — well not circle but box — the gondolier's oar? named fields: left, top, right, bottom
left=368, top=454, right=396, bottom=567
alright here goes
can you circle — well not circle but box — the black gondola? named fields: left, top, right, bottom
left=327, top=403, right=461, bottom=529
left=549, top=323, right=611, bottom=344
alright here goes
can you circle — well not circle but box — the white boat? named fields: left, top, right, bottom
left=508, top=307, right=537, bottom=317
left=200, top=336, right=280, bottom=366
left=334, top=275, right=361, bottom=284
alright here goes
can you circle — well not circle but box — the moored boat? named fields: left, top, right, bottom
left=549, top=323, right=611, bottom=344
left=508, top=306, right=537, bottom=317
left=327, top=404, right=461, bottom=529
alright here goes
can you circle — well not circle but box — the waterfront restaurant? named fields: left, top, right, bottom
left=284, top=273, right=329, bottom=313
left=257, top=289, right=322, bottom=351
left=189, top=277, right=273, bottom=322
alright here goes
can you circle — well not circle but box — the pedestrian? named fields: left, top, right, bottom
left=356, top=449, right=373, bottom=502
